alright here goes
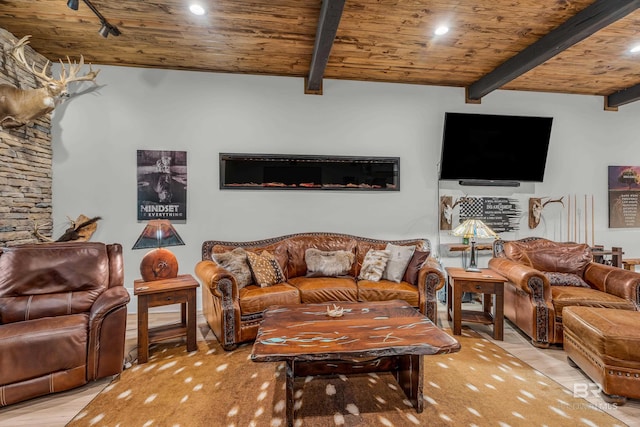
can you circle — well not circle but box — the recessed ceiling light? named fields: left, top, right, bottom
left=434, top=26, right=449, bottom=36
left=189, top=4, right=205, bottom=15
left=631, top=44, right=640, bottom=53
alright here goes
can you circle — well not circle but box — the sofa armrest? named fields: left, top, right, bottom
left=488, top=257, right=550, bottom=300
left=88, top=286, right=130, bottom=379
left=195, top=260, right=239, bottom=300
left=89, top=286, right=130, bottom=322
left=416, top=256, right=446, bottom=322
left=584, top=262, right=640, bottom=306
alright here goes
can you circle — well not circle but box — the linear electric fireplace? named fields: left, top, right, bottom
left=220, top=153, right=399, bottom=191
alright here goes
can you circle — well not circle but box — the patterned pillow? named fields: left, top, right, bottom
left=246, top=250, right=285, bottom=288
left=358, top=249, right=391, bottom=282
left=305, top=248, right=355, bottom=277
left=402, top=249, right=431, bottom=285
left=212, top=247, right=252, bottom=288
left=542, top=271, right=591, bottom=288
left=382, top=244, right=416, bottom=283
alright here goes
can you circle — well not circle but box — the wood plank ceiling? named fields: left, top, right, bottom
left=0, top=0, right=639, bottom=109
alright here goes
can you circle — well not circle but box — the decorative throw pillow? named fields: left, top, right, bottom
left=358, top=249, right=391, bottom=282
left=542, top=271, right=591, bottom=288
left=402, top=249, right=431, bottom=285
left=212, top=248, right=252, bottom=288
left=246, top=250, right=285, bottom=288
left=305, top=248, right=355, bottom=277
left=382, top=243, right=416, bottom=283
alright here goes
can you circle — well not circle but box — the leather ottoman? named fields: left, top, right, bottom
left=563, top=306, right=640, bottom=405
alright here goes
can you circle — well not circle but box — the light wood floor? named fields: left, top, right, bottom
left=1, top=302, right=638, bottom=427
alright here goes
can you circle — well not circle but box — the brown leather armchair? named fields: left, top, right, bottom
left=0, top=242, right=130, bottom=406
left=488, top=237, right=638, bottom=348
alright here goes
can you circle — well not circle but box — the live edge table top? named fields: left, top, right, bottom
left=251, top=300, right=461, bottom=362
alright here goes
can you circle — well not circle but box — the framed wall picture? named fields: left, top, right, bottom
left=137, top=150, right=187, bottom=221
left=608, top=166, right=640, bottom=228
left=458, top=197, right=520, bottom=233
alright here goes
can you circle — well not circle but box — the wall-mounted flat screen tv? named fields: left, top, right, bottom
left=439, top=112, right=553, bottom=186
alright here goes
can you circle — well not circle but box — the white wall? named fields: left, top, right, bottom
left=50, top=65, right=640, bottom=311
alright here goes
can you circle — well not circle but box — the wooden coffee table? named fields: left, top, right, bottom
left=250, top=300, right=461, bottom=427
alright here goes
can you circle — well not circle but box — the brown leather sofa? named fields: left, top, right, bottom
left=488, top=237, right=638, bottom=348
left=0, top=242, right=130, bottom=406
left=195, top=232, right=445, bottom=350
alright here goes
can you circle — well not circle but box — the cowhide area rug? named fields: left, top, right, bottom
left=67, top=328, right=626, bottom=427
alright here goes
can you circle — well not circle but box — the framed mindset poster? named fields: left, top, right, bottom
left=137, top=150, right=187, bottom=221
left=608, top=166, right=640, bottom=228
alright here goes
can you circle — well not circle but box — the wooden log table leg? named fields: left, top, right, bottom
left=286, top=360, right=295, bottom=427
left=393, top=354, right=424, bottom=412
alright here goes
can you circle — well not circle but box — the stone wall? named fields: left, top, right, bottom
left=0, top=28, right=53, bottom=246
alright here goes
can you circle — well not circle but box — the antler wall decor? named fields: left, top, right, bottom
left=440, top=196, right=472, bottom=230
left=0, top=35, right=100, bottom=128
left=33, top=214, right=101, bottom=243
left=528, top=196, right=564, bottom=229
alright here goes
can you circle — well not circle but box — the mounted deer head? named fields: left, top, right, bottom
left=0, top=35, right=100, bottom=128
left=528, top=196, right=564, bottom=229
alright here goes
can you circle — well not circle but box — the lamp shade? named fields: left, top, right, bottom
left=132, top=220, right=185, bottom=281
left=132, top=220, right=185, bottom=250
left=451, top=219, right=498, bottom=239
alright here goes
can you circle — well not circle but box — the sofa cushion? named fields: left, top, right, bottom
left=246, top=251, right=286, bottom=287
left=357, top=280, right=419, bottom=306
left=0, top=314, right=88, bottom=386
left=211, top=243, right=288, bottom=278
left=0, top=242, right=110, bottom=323
left=551, top=287, right=636, bottom=318
left=305, top=249, right=355, bottom=277
left=284, top=236, right=359, bottom=278
left=358, top=249, right=391, bottom=282
left=288, top=276, right=358, bottom=303
left=238, top=283, right=300, bottom=315
left=213, top=248, right=252, bottom=288
left=504, top=239, right=592, bottom=274
left=382, top=243, right=415, bottom=283
left=402, top=249, right=430, bottom=285
left=542, top=271, right=590, bottom=288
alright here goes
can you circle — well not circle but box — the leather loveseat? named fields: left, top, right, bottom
left=195, top=232, right=444, bottom=350
left=488, top=237, right=638, bottom=348
left=0, top=242, right=130, bottom=406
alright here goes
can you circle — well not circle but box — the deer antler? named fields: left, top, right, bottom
left=11, top=35, right=99, bottom=86
left=58, top=55, right=100, bottom=85
left=33, top=221, right=54, bottom=242
left=542, top=196, right=565, bottom=208
left=11, top=35, right=55, bottom=84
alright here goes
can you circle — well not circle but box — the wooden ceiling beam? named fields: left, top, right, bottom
left=466, top=0, right=640, bottom=102
left=305, top=0, right=346, bottom=95
left=607, top=83, right=640, bottom=108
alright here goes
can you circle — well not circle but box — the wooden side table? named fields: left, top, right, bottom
left=622, top=258, right=640, bottom=271
left=446, top=267, right=506, bottom=340
left=134, top=274, right=199, bottom=364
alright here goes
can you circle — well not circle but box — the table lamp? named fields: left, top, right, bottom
left=132, top=219, right=185, bottom=281
left=451, top=219, right=498, bottom=272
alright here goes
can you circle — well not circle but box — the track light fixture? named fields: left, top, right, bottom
left=67, top=0, right=120, bottom=38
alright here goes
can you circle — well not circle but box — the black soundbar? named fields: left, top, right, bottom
left=458, top=180, right=521, bottom=187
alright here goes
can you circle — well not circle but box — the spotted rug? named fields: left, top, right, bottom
left=67, top=328, right=626, bottom=427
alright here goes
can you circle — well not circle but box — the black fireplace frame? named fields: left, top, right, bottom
left=219, top=153, right=400, bottom=191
